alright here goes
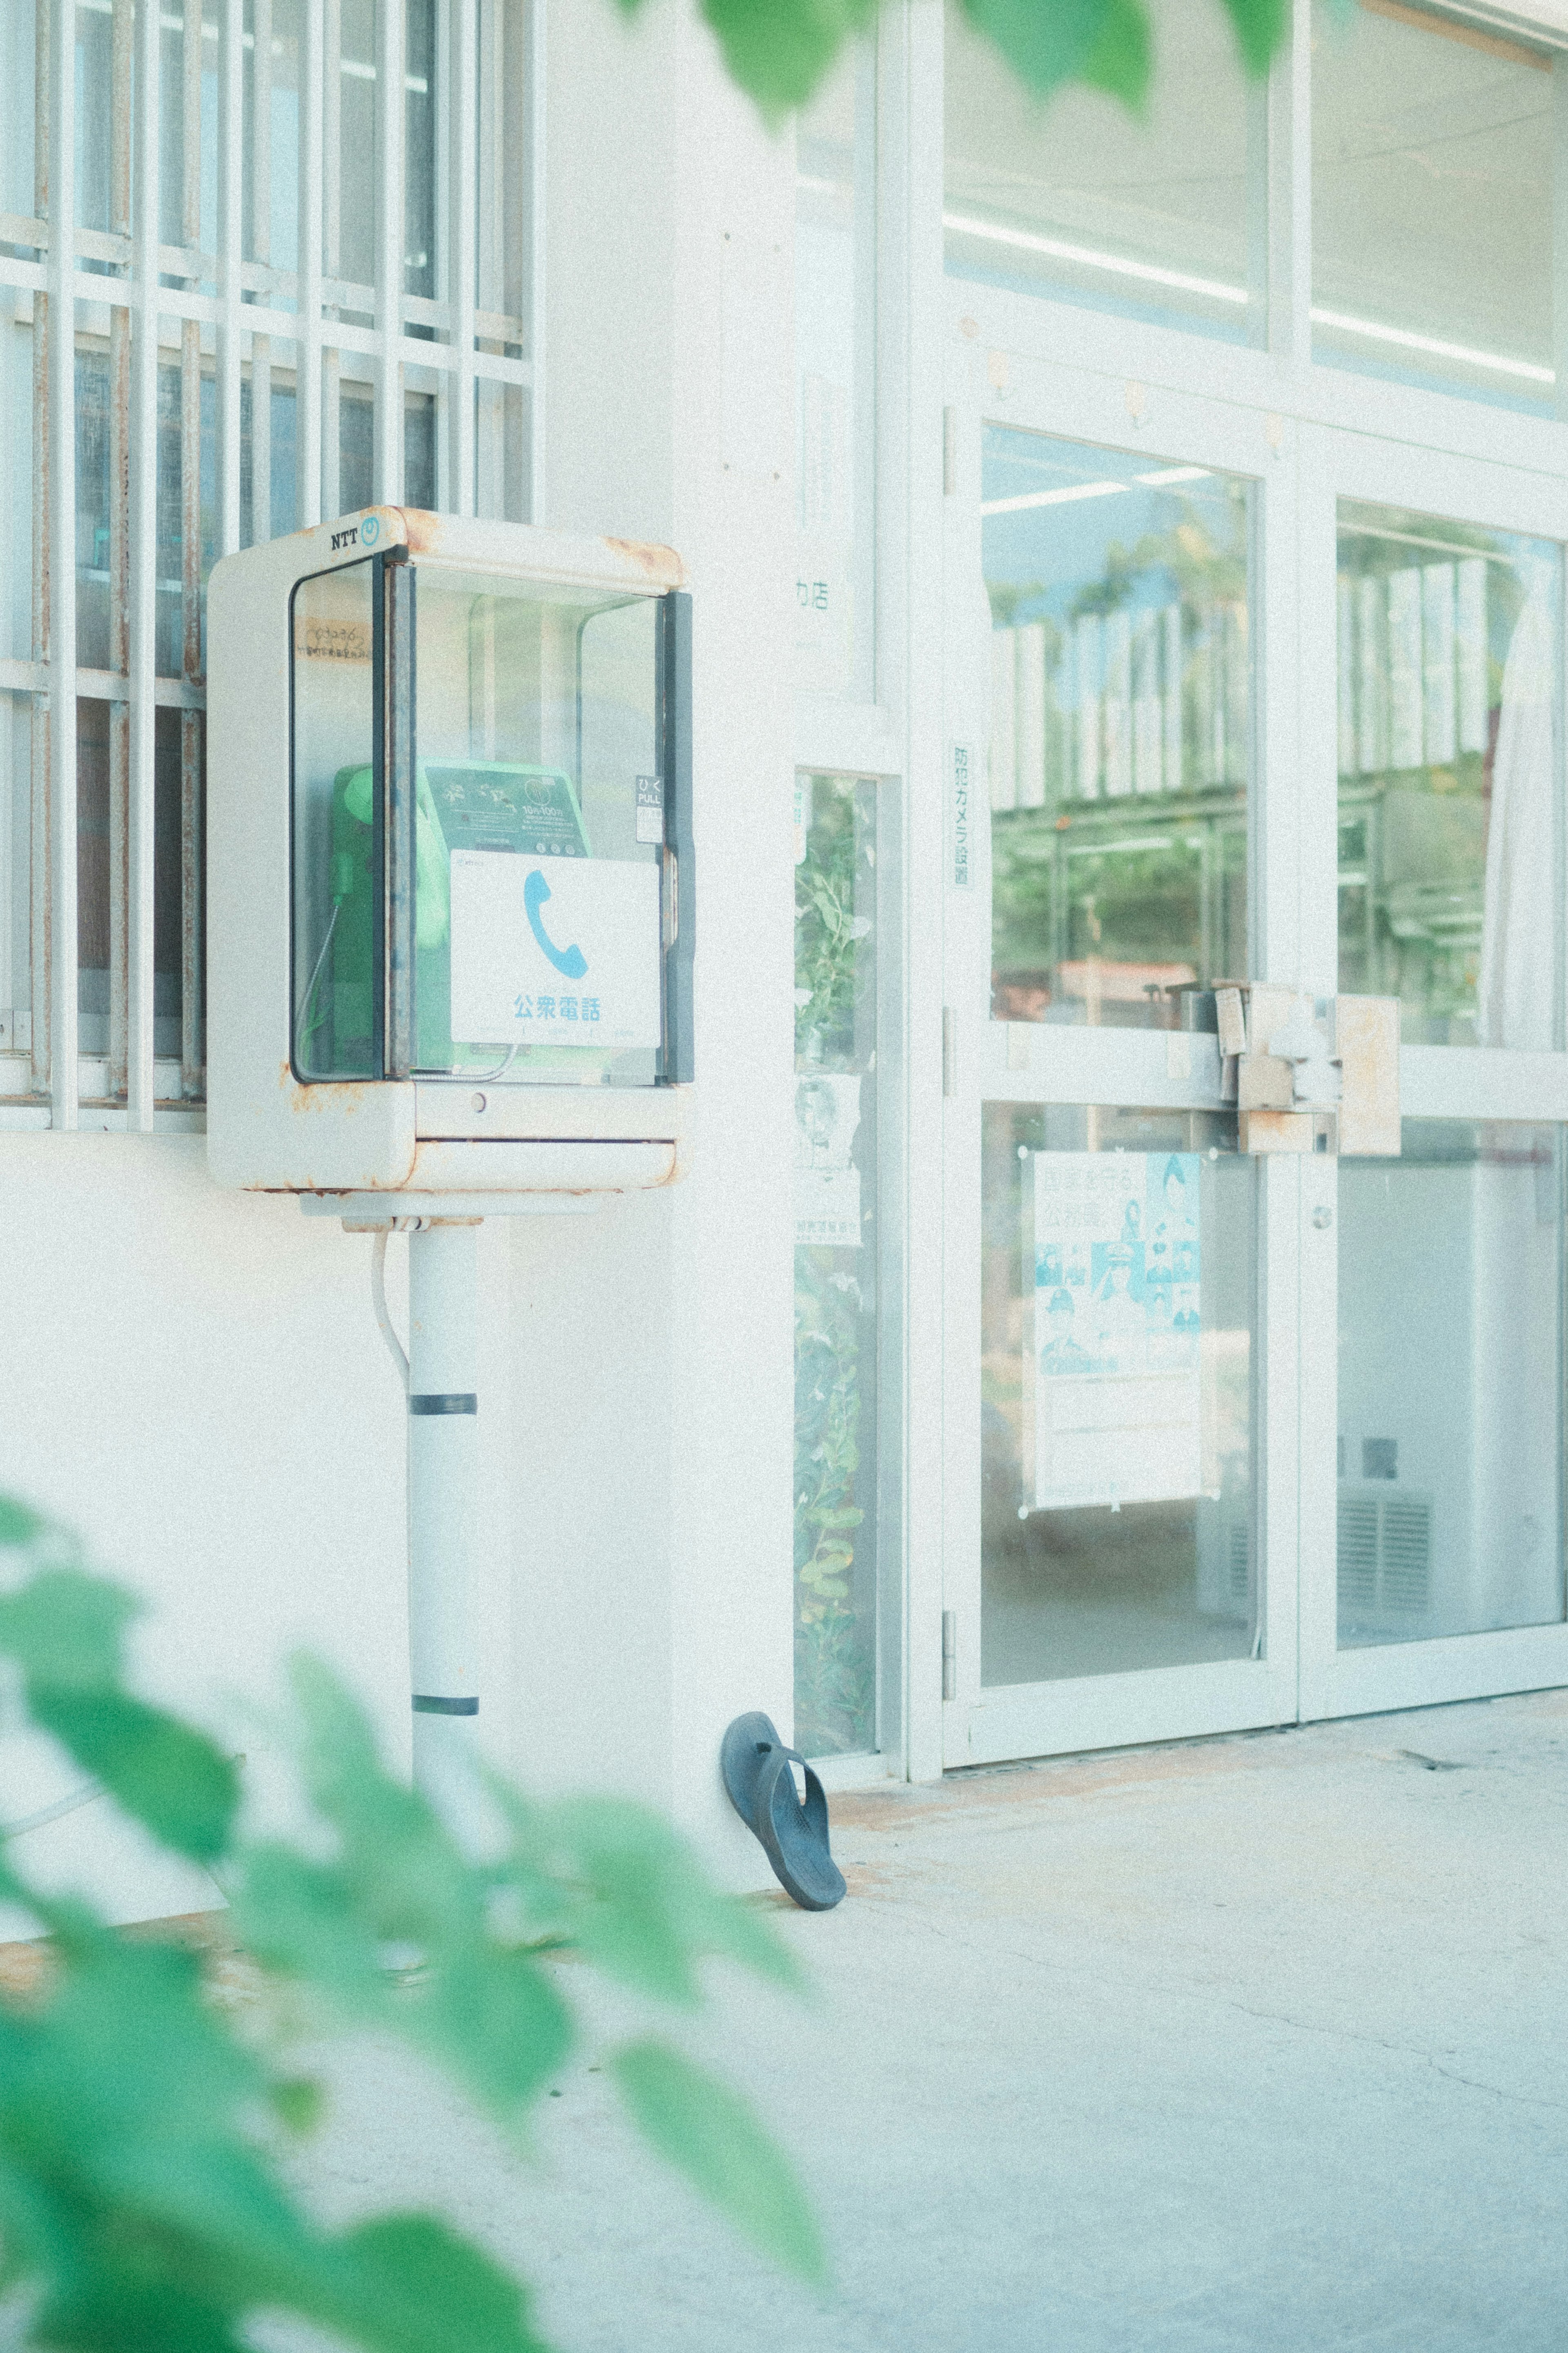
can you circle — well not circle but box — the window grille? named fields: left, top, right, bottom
left=0, top=0, right=535, bottom=1129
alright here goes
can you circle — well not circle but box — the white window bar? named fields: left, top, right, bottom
left=251, top=0, right=274, bottom=555
left=300, top=0, right=325, bottom=528
left=108, top=0, right=133, bottom=1108
left=129, top=0, right=162, bottom=1131
left=376, top=0, right=405, bottom=502
left=181, top=0, right=204, bottom=1105
left=30, top=3, right=53, bottom=1106
left=1, top=0, right=535, bottom=1124
left=452, top=0, right=477, bottom=513
left=219, top=0, right=243, bottom=558
left=47, top=0, right=79, bottom=1131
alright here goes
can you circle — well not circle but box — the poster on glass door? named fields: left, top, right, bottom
left=794, top=1073, right=862, bottom=1247
left=1033, top=1151, right=1202, bottom=1510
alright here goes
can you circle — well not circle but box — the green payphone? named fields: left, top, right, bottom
left=305, top=760, right=594, bottom=1077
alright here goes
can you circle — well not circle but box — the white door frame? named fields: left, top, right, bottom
left=934, top=346, right=1568, bottom=1767
left=1296, top=420, right=1568, bottom=1721
left=937, top=339, right=1305, bottom=1767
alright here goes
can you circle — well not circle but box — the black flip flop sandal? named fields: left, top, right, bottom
left=721, top=1711, right=846, bottom=1912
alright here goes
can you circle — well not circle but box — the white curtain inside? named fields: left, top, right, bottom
left=1478, top=580, right=1557, bottom=1051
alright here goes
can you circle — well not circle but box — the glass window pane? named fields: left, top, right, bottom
left=944, top=0, right=1263, bottom=341
left=1339, top=1122, right=1565, bottom=1646
left=794, top=47, right=875, bottom=698
left=983, top=1105, right=1256, bottom=1686
left=1312, top=0, right=1559, bottom=410
left=338, top=0, right=377, bottom=297
left=405, top=0, right=437, bottom=303
left=1337, top=503, right=1562, bottom=1047
left=986, top=428, right=1252, bottom=1030
left=795, top=775, right=880, bottom=1755
left=78, top=699, right=111, bottom=1056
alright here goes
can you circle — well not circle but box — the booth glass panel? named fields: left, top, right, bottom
left=1338, top=1122, right=1566, bottom=1647
left=982, top=1104, right=1256, bottom=1686
left=1336, top=504, right=1562, bottom=1047
left=410, top=572, right=663, bottom=1086
left=795, top=775, right=882, bottom=1756
left=944, top=0, right=1260, bottom=341
left=291, top=559, right=378, bottom=1081
left=985, top=428, right=1253, bottom=1031
left=1312, top=0, right=1558, bottom=410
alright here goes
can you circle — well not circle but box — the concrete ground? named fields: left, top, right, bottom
left=11, top=1690, right=1568, bottom=2351
left=272, top=1688, right=1568, bottom=2353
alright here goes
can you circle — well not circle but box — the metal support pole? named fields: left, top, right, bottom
left=406, top=1220, right=480, bottom=1806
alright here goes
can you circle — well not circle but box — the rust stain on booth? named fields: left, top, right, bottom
left=602, top=536, right=687, bottom=586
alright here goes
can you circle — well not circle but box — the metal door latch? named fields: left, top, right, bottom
left=1186, top=982, right=1400, bottom=1158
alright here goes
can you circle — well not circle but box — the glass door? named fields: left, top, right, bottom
left=1298, top=426, right=1568, bottom=1722
left=940, top=348, right=1303, bottom=1766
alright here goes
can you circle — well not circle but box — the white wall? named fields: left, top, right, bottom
left=0, top=0, right=800, bottom=1923
left=522, top=0, right=799, bottom=1867
left=0, top=1137, right=418, bottom=1922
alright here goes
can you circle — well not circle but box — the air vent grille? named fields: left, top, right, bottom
left=1337, top=1487, right=1432, bottom=1623
left=1228, top=1523, right=1250, bottom=1604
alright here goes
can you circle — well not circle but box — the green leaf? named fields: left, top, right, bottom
left=0, top=1495, right=45, bottom=1550
left=287, top=1656, right=473, bottom=1943
left=696, top=0, right=878, bottom=120
left=325, top=2215, right=550, bottom=2353
left=1078, top=0, right=1152, bottom=103
left=610, top=2040, right=826, bottom=2288
left=509, top=1797, right=801, bottom=2009
left=1215, top=0, right=1290, bottom=77
left=0, top=1569, right=137, bottom=1690
left=960, top=0, right=1149, bottom=107
left=24, top=2268, right=252, bottom=2353
left=0, top=1570, right=238, bottom=1863
left=418, top=1942, right=573, bottom=2123
left=236, top=1686, right=575, bottom=2130
left=27, top=1688, right=238, bottom=1866
left=227, top=1842, right=383, bottom=2003
left=270, top=2077, right=325, bottom=2136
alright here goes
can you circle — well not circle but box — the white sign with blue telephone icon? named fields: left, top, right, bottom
left=448, top=849, right=662, bottom=1049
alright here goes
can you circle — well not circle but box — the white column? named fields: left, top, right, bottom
left=523, top=0, right=796, bottom=1880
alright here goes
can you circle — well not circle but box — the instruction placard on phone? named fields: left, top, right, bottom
left=449, top=850, right=662, bottom=1049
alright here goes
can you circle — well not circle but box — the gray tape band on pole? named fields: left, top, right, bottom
left=408, top=1393, right=478, bottom=1415
left=412, top=1695, right=479, bottom=1715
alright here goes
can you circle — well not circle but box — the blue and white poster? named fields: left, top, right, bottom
left=1033, top=1151, right=1202, bottom=1510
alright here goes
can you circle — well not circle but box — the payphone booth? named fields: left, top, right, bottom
left=207, top=509, right=691, bottom=1200
left=206, top=511, right=693, bottom=1800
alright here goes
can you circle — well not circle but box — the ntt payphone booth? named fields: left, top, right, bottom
left=207, top=510, right=692, bottom=1801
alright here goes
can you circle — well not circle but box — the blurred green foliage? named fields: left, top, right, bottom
left=616, top=0, right=1290, bottom=120
left=0, top=1499, right=824, bottom=2353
